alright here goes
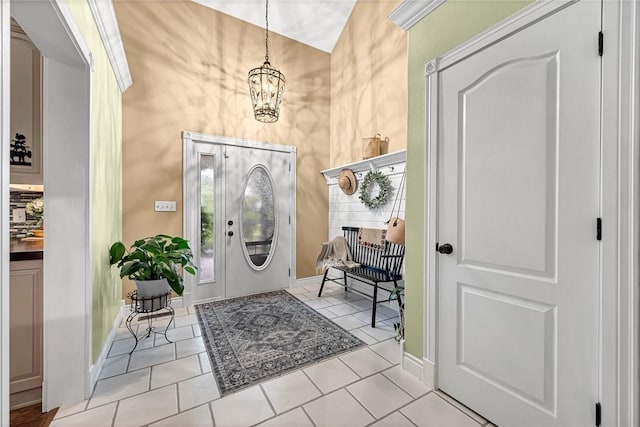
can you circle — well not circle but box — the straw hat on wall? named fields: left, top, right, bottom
left=338, top=169, right=357, bottom=195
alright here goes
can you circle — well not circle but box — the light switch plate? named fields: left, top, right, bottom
left=154, top=201, right=176, bottom=212
left=13, top=208, right=26, bottom=223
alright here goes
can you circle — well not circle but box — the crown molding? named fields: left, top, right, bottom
left=87, top=0, right=132, bottom=92
left=387, top=0, right=447, bottom=31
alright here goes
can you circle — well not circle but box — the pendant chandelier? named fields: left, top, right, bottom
left=248, top=0, right=285, bottom=123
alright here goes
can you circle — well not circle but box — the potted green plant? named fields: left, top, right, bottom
left=25, top=197, right=44, bottom=237
left=109, top=235, right=197, bottom=300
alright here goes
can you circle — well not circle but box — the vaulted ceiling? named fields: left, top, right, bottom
left=192, top=0, right=358, bottom=53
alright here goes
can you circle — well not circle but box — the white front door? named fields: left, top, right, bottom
left=224, top=145, right=292, bottom=298
left=184, top=135, right=295, bottom=303
left=436, top=2, right=600, bottom=426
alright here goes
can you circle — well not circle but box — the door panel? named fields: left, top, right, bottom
left=437, top=2, right=600, bottom=425
left=458, top=285, right=556, bottom=409
left=459, top=53, right=558, bottom=278
left=225, top=146, right=291, bottom=297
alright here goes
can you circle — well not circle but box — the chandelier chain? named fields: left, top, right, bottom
left=265, top=0, right=269, bottom=63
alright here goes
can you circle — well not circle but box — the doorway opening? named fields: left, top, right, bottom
left=4, top=0, right=93, bottom=415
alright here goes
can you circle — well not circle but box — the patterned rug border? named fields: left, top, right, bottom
left=195, top=289, right=367, bottom=396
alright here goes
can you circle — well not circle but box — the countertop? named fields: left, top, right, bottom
left=10, top=237, right=43, bottom=261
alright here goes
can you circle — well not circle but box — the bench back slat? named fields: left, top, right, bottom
left=341, top=226, right=405, bottom=278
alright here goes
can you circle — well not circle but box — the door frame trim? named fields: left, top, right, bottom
left=1, top=0, right=10, bottom=423
left=9, top=0, right=94, bottom=412
left=423, top=1, right=639, bottom=425
left=181, top=131, right=297, bottom=305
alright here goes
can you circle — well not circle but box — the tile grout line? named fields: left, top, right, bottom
left=300, top=405, right=318, bottom=427
left=253, top=360, right=402, bottom=426
left=247, top=402, right=310, bottom=426
left=110, top=400, right=119, bottom=427
left=82, top=370, right=191, bottom=418
left=300, top=369, right=324, bottom=396
left=258, top=383, right=278, bottom=417
left=336, top=353, right=365, bottom=381
left=103, top=349, right=203, bottom=384
left=389, top=390, right=434, bottom=422
left=110, top=383, right=180, bottom=427
left=379, top=366, right=426, bottom=399
left=343, top=385, right=378, bottom=421
left=198, top=352, right=205, bottom=375
left=138, top=401, right=212, bottom=426
left=397, top=410, right=419, bottom=427
left=208, top=402, right=217, bottom=427
left=369, top=340, right=403, bottom=365
left=365, top=408, right=418, bottom=427
left=433, top=392, right=487, bottom=426
left=147, top=364, right=152, bottom=392
left=175, top=382, right=181, bottom=414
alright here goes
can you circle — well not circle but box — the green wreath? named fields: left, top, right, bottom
left=359, top=171, right=391, bottom=209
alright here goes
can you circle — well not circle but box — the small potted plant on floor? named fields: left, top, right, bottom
left=389, top=285, right=405, bottom=342
left=109, top=235, right=197, bottom=302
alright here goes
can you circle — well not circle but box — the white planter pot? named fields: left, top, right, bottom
left=135, top=278, right=171, bottom=311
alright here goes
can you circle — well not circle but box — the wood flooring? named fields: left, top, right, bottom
left=10, top=404, right=57, bottom=427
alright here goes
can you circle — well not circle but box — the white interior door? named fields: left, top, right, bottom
left=224, top=145, right=292, bottom=298
left=436, top=2, right=601, bottom=426
left=184, top=135, right=294, bottom=303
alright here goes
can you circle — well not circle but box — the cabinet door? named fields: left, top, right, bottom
left=10, top=260, right=43, bottom=394
left=10, top=24, right=42, bottom=185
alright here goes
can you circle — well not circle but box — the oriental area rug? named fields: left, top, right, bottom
left=195, top=290, right=365, bottom=395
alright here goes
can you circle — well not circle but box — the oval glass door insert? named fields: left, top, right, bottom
left=241, top=165, right=277, bottom=269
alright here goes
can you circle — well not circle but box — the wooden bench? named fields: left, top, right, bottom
left=318, top=226, right=405, bottom=327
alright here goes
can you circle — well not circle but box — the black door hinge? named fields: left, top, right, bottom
left=288, top=268, right=291, bottom=277
left=597, top=218, right=602, bottom=241
left=598, top=31, right=604, bottom=56
left=595, top=402, right=602, bottom=426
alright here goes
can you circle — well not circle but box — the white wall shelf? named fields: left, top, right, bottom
left=322, top=150, right=406, bottom=240
left=321, top=150, right=406, bottom=183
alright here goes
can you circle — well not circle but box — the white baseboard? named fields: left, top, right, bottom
left=88, top=300, right=125, bottom=392
left=423, top=357, right=435, bottom=389
left=294, top=275, right=324, bottom=288
left=401, top=344, right=435, bottom=389
left=402, top=349, right=424, bottom=381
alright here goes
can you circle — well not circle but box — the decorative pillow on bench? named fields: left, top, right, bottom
left=357, top=228, right=386, bottom=250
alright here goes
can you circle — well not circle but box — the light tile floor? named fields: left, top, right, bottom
left=51, top=282, right=492, bottom=427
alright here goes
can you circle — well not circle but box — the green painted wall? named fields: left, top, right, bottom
left=64, top=0, right=123, bottom=363
left=404, top=0, right=532, bottom=358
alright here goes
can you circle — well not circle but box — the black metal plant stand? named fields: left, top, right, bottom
left=125, top=290, right=175, bottom=354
